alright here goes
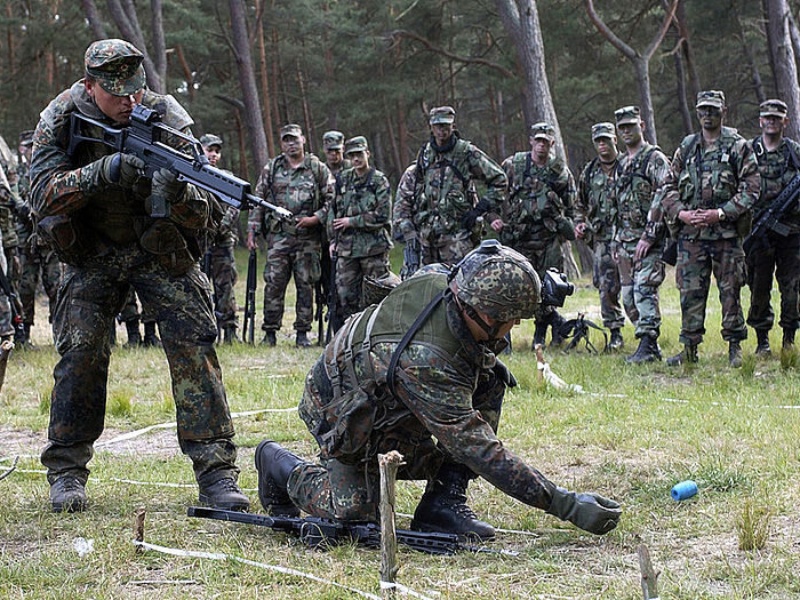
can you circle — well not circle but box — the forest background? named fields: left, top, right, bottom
left=2, top=0, right=800, bottom=188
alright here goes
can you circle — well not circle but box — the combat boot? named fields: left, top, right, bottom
left=295, top=331, right=312, bottom=348
left=410, top=464, right=496, bottom=541
left=143, top=322, right=161, bottom=347
left=262, top=330, right=277, bottom=346
left=198, top=477, right=250, bottom=511
left=755, top=329, right=771, bottom=356
left=783, top=328, right=795, bottom=350
left=254, top=440, right=302, bottom=516
left=50, top=475, right=88, bottom=513
left=124, top=320, right=142, bottom=347
left=624, top=335, right=662, bottom=364
left=549, top=312, right=567, bottom=348
left=222, top=326, right=238, bottom=345
left=608, top=328, right=624, bottom=351
left=729, top=341, right=743, bottom=368
left=666, top=344, right=698, bottom=367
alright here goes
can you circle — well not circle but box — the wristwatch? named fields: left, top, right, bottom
left=717, top=208, right=726, bottom=221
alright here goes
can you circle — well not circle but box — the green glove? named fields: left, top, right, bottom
left=546, top=486, right=621, bottom=535
left=80, top=153, right=144, bottom=193
left=148, top=167, right=186, bottom=218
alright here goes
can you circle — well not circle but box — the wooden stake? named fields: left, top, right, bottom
left=133, top=507, right=146, bottom=554
left=378, top=451, right=404, bottom=600
left=637, top=543, right=660, bottom=599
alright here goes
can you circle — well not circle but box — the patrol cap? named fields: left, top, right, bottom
left=530, top=122, right=555, bottom=141
left=19, top=130, right=35, bottom=146
left=322, top=130, right=344, bottom=150
left=280, top=124, right=303, bottom=139
left=591, top=122, right=616, bottom=140
left=614, top=105, right=641, bottom=125
left=760, top=99, right=788, bottom=118
left=429, top=106, right=456, bottom=125
left=199, top=134, right=223, bottom=148
left=344, top=136, right=368, bottom=155
left=84, top=39, right=146, bottom=96
left=696, top=90, right=726, bottom=109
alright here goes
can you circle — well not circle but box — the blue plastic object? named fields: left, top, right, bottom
left=671, top=480, right=698, bottom=501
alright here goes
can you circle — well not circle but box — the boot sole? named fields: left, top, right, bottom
left=409, top=519, right=496, bottom=542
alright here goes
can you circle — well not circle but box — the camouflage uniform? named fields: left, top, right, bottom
left=613, top=107, right=671, bottom=348
left=393, top=106, right=506, bottom=266
left=31, top=40, right=243, bottom=500
left=248, top=125, right=333, bottom=338
left=0, top=168, right=13, bottom=339
left=661, top=91, right=761, bottom=361
left=745, top=100, right=800, bottom=348
left=498, top=123, right=576, bottom=343
left=14, top=131, right=61, bottom=342
left=576, top=123, right=624, bottom=333
left=328, top=136, right=392, bottom=322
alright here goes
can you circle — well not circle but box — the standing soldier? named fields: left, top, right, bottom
left=492, top=122, right=577, bottom=347
left=746, top=99, right=800, bottom=354
left=393, top=105, right=506, bottom=269
left=30, top=39, right=249, bottom=512
left=662, top=90, right=761, bottom=367
left=13, top=129, right=61, bottom=346
left=322, top=130, right=351, bottom=181
left=0, top=167, right=13, bottom=343
left=200, top=133, right=240, bottom=344
left=328, top=136, right=393, bottom=324
left=576, top=122, right=625, bottom=350
left=247, top=124, right=334, bottom=347
left=612, top=106, right=671, bottom=364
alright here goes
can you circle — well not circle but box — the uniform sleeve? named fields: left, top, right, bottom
left=392, top=165, right=418, bottom=241
left=249, top=162, right=271, bottom=234
left=468, top=144, right=507, bottom=211
left=642, top=149, right=672, bottom=243
left=659, top=146, right=687, bottom=222
left=720, top=139, right=760, bottom=221
left=313, top=162, right=334, bottom=224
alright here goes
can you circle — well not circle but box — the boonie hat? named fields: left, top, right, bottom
left=280, top=124, right=303, bottom=139
left=322, top=130, right=345, bottom=150
left=200, top=134, right=223, bottom=148
left=530, top=122, right=555, bottom=141
left=344, top=136, right=368, bottom=155
left=696, top=90, right=726, bottom=109
left=429, top=106, right=456, bottom=125
left=84, top=39, right=146, bottom=96
left=591, top=122, right=616, bottom=140
left=614, top=106, right=641, bottom=125
left=760, top=99, right=788, bottom=118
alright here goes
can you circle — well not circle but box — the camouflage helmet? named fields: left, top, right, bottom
left=452, top=240, right=540, bottom=321
left=362, top=271, right=402, bottom=307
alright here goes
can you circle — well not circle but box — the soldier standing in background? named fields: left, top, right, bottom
left=576, top=122, right=625, bottom=350
left=745, top=99, right=800, bottom=354
left=612, top=106, right=671, bottom=364
left=201, top=133, right=240, bottom=344
left=247, top=124, right=334, bottom=347
left=393, top=106, right=506, bottom=268
left=0, top=167, right=13, bottom=343
left=327, top=136, right=393, bottom=323
left=492, top=122, right=577, bottom=348
left=662, top=90, right=761, bottom=368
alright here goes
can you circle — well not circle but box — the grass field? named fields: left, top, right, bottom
left=1, top=247, right=799, bottom=599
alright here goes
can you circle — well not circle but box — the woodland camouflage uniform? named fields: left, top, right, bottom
left=30, top=39, right=247, bottom=511
left=0, top=167, right=13, bottom=339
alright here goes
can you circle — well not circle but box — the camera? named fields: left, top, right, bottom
left=541, top=268, right=575, bottom=307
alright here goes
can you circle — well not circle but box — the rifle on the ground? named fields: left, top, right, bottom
left=0, top=264, right=24, bottom=342
left=743, top=173, right=800, bottom=253
left=68, top=105, right=293, bottom=221
left=243, top=249, right=257, bottom=345
left=400, top=237, right=421, bottom=280
left=187, top=506, right=496, bottom=555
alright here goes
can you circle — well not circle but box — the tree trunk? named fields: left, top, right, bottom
left=81, top=0, right=107, bottom=39
left=228, top=0, right=268, bottom=170
left=764, top=0, right=800, bottom=140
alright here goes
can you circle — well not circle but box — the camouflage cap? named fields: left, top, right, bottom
left=18, top=130, right=35, bottom=146
left=760, top=99, right=788, bottom=118
left=530, top=122, right=555, bottom=141
left=591, top=122, right=616, bottom=140
left=429, top=106, right=456, bottom=125
left=453, top=240, right=541, bottom=322
left=322, top=130, right=345, bottom=150
left=199, top=134, right=223, bottom=148
left=614, top=105, right=641, bottom=125
left=344, top=136, right=368, bottom=154
left=280, top=123, right=303, bottom=139
left=696, top=90, right=726, bottom=109
left=84, top=39, right=146, bottom=96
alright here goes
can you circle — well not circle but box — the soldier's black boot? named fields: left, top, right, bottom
left=625, top=335, right=662, bottom=364
left=198, top=477, right=250, bottom=511
left=549, top=311, right=567, bottom=348
left=262, top=330, right=277, bottom=346
left=729, top=341, right=743, bottom=368
left=295, top=331, right=311, bottom=348
left=666, top=343, right=698, bottom=367
left=143, top=321, right=161, bottom=347
left=755, top=329, right=771, bottom=356
left=410, top=463, right=495, bottom=541
left=782, top=328, right=795, bottom=350
left=124, top=319, right=142, bottom=347
left=50, top=475, right=88, bottom=513
left=608, top=328, right=624, bottom=351
left=254, top=440, right=302, bottom=516
left=223, top=326, right=238, bottom=345
left=15, top=323, right=32, bottom=348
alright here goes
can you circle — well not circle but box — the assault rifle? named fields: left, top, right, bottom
left=743, top=173, right=800, bottom=253
left=68, top=104, right=292, bottom=221
left=243, top=249, right=257, bottom=345
left=187, top=506, right=504, bottom=555
left=400, top=237, right=421, bottom=280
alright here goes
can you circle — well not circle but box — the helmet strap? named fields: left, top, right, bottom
left=463, top=304, right=504, bottom=340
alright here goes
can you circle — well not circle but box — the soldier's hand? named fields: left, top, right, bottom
left=546, top=486, right=621, bottom=535
left=634, top=238, right=652, bottom=262
left=246, top=230, right=259, bottom=251
left=461, top=198, right=492, bottom=231
left=81, top=153, right=145, bottom=192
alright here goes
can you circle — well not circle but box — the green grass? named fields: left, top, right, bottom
left=1, top=248, right=799, bottom=599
